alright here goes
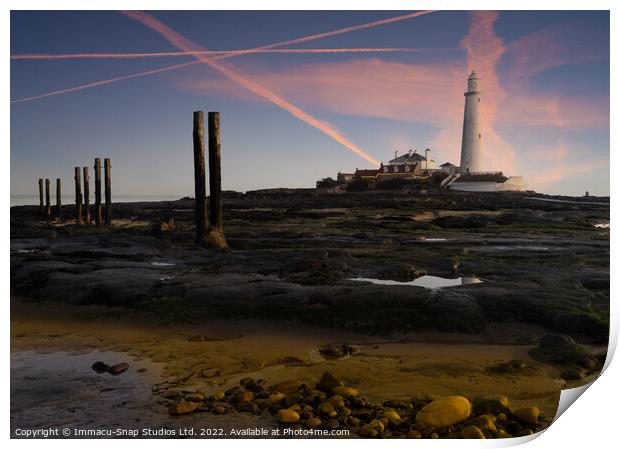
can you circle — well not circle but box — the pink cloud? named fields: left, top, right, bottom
left=505, top=21, right=608, bottom=81
left=175, top=11, right=607, bottom=182
left=525, top=141, right=608, bottom=190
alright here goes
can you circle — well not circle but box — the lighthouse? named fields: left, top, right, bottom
left=459, top=71, right=483, bottom=173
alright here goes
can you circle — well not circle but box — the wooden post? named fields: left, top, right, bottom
left=94, top=158, right=102, bottom=226
left=56, top=178, right=61, bottom=219
left=193, top=111, right=208, bottom=244
left=104, top=158, right=111, bottom=225
left=74, top=167, right=83, bottom=224
left=45, top=179, right=51, bottom=217
left=83, top=167, right=91, bottom=225
left=208, top=111, right=223, bottom=229
left=38, top=178, right=44, bottom=214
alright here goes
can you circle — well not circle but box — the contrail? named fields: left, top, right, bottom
left=12, top=10, right=435, bottom=104
left=12, top=47, right=441, bottom=60
left=123, top=11, right=382, bottom=166
left=10, top=60, right=199, bottom=104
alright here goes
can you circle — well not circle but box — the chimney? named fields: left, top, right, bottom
left=394, top=150, right=398, bottom=159
left=408, top=149, right=413, bottom=157
left=425, top=148, right=431, bottom=170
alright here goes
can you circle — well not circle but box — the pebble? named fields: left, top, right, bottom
left=328, top=395, right=345, bottom=409
left=271, top=379, right=303, bottom=395
left=316, top=371, right=343, bottom=393
left=213, top=391, right=225, bottom=401
left=305, top=417, right=322, bottom=428
left=462, top=425, right=485, bottom=439
left=184, top=393, right=205, bottom=402
left=107, top=362, right=129, bottom=376
left=415, top=396, right=472, bottom=428
left=169, top=401, right=201, bottom=415
left=516, top=428, right=534, bottom=437
left=211, top=406, right=227, bottom=415
left=472, top=394, right=510, bottom=415
left=231, top=390, right=255, bottom=404
left=407, top=429, right=422, bottom=438
left=277, top=409, right=301, bottom=424
left=317, top=402, right=337, bottom=417
left=495, top=429, right=512, bottom=438
left=266, top=392, right=286, bottom=405
left=333, top=386, right=359, bottom=399
left=91, top=361, right=109, bottom=374
left=382, top=410, right=401, bottom=423
left=513, top=406, right=540, bottom=425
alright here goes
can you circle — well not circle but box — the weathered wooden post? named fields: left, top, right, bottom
left=38, top=178, right=44, bottom=214
left=104, top=158, right=112, bottom=225
left=193, top=111, right=208, bottom=244
left=208, top=112, right=223, bottom=229
left=94, top=158, right=102, bottom=226
left=45, top=179, right=51, bottom=217
left=83, top=167, right=91, bottom=225
left=56, top=178, right=61, bottom=219
left=74, top=167, right=83, bottom=224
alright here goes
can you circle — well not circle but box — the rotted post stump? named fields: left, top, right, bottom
left=104, top=158, right=111, bottom=226
left=38, top=178, right=44, bottom=215
left=45, top=179, right=51, bottom=217
left=193, top=111, right=208, bottom=245
left=74, top=167, right=83, bottom=224
left=83, top=167, right=91, bottom=225
left=56, top=178, right=62, bottom=219
left=94, top=158, right=102, bottom=226
left=208, top=112, right=223, bottom=230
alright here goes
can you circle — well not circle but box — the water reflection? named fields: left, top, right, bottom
left=350, top=275, right=482, bottom=289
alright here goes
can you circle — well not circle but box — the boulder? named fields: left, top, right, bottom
left=529, top=333, right=595, bottom=366
left=415, top=396, right=471, bottom=428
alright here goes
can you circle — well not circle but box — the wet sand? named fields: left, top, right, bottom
left=11, top=301, right=580, bottom=435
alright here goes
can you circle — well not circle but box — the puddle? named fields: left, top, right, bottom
left=475, top=245, right=550, bottom=252
left=11, top=349, right=162, bottom=433
left=419, top=237, right=448, bottom=242
left=150, top=262, right=176, bottom=267
left=593, top=221, right=609, bottom=229
left=350, top=275, right=482, bottom=289
left=159, top=276, right=175, bottom=281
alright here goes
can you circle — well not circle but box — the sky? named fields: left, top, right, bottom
left=10, top=10, right=610, bottom=198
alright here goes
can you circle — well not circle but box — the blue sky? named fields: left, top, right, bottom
left=11, top=10, right=609, bottom=197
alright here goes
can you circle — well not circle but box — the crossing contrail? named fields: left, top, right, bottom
left=123, top=10, right=384, bottom=166
left=12, top=47, right=441, bottom=60
left=11, top=10, right=435, bottom=105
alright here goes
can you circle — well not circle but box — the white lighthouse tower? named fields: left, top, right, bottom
left=459, top=71, right=483, bottom=173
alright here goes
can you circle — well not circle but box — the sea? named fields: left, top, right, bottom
left=10, top=194, right=187, bottom=208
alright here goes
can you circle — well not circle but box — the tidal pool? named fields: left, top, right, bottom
left=350, top=275, right=482, bottom=289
